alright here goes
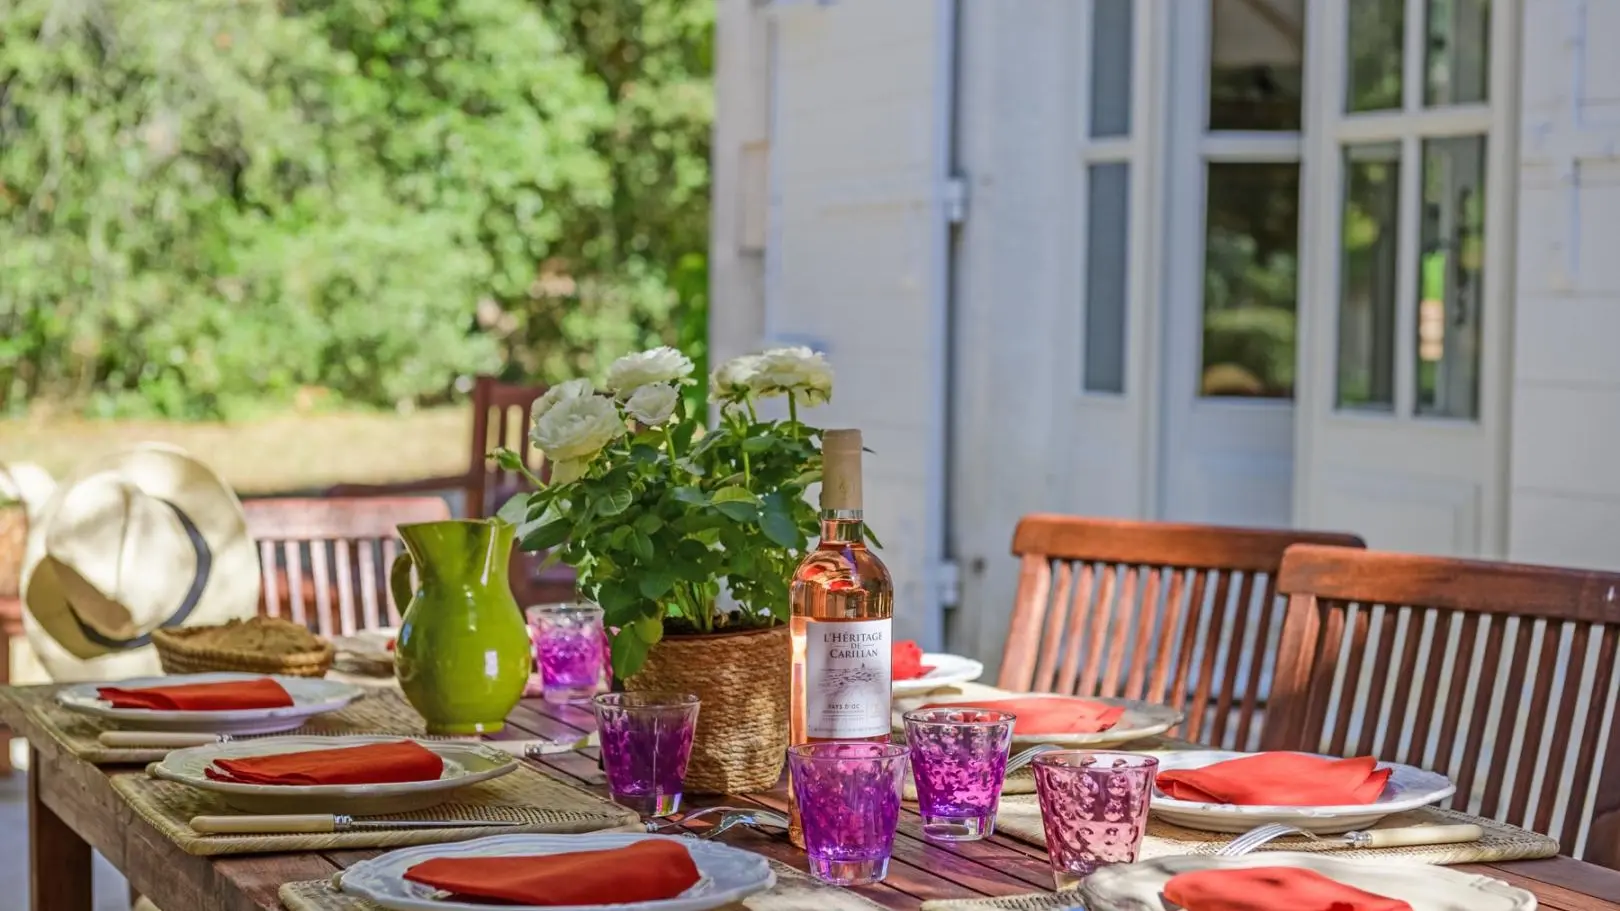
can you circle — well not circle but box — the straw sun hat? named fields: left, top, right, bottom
left=20, top=444, right=262, bottom=682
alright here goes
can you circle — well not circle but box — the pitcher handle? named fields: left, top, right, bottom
left=389, top=552, right=415, bottom=618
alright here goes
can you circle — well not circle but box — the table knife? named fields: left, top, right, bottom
left=98, top=731, right=596, bottom=755
left=190, top=814, right=521, bottom=834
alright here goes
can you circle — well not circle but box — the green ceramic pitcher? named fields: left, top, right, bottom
left=390, top=518, right=530, bottom=734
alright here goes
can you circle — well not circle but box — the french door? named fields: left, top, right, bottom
left=1152, top=0, right=1510, bottom=553
left=1159, top=0, right=1305, bottom=527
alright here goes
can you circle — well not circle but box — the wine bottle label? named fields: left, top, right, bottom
left=804, top=617, right=892, bottom=738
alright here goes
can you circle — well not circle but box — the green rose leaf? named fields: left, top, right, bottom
left=520, top=518, right=571, bottom=552
left=630, top=444, right=661, bottom=465
left=633, top=513, right=664, bottom=535
left=673, top=486, right=709, bottom=506
left=637, top=569, right=676, bottom=600
left=594, top=487, right=633, bottom=517
left=711, top=485, right=760, bottom=505
left=713, top=500, right=760, bottom=522
left=742, top=435, right=774, bottom=454
left=759, top=501, right=802, bottom=549
left=494, top=493, right=529, bottom=525
left=629, top=529, right=655, bottom=563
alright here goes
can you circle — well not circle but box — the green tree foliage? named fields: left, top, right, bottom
left=0, top=0, right=712, bottom=419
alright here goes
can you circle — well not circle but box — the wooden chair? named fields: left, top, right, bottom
left=327, top=376, right=575, bottom=605
left=242, top=497, right=452, bottom=635
left=999, top=515, right=1365, bottom=750
left=1264, top=545, right=1620, bottom=866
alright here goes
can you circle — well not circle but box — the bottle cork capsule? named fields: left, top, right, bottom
left=820, top=429, right=864, bottom=511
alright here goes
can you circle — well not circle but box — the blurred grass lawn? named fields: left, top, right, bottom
left=0, top=407, right=470, bottom=495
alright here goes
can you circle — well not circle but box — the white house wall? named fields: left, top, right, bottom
left=1510, top=0, right=1620, bottom=570
left=761, top=0, right=950, bottom=645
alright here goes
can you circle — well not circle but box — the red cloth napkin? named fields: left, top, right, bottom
left=96, top=677, right=294, bottom=711
left=894, top=640, right=936, bottom=680
left=403, top=839, right=701, bottom=906
left=1157, top=753, right=1391, bottom=806
left=1163, top=867, right=1414, bottom=911
left=918, top=697, right=1125, bottom=736
left=204, top=740, right=444, bottom=786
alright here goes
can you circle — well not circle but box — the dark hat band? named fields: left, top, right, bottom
left=67, top=498, right=213, bottom=651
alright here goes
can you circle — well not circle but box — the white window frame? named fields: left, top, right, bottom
left=1303, top=0, right=1513, bottom=425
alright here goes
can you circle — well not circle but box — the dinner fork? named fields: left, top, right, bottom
left=646, top=806, right=789, bottom=836
left=1216, top=821, right=1484, bottom=856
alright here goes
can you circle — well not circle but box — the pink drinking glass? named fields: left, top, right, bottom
left=1031, top=751, right=1157, bottom=889
left=592, top=692, right=699, bottom=817
left=525, top=602, right=605, bottom=704
left=787, top=742, right=910, bottom=886
left=902, top=708, right=1015, bottom=841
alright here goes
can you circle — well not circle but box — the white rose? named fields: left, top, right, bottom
left=531, top=378, right=594, bottom=422
left=529, top=395, right=626, bottom=483
left=605, top=346, right=694, bottom=398
left=625, top=382, right=679, bottom=425
left=711, top=355, right=762, bottom=401
left=750, top=346, right=834, bottom=405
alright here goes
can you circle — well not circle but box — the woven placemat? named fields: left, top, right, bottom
left=111, top=763, right=641, bottom=856
left=4, top=683, right=430, bottom=764
left=280, top=857, right=891, bottom=911
left=992, top=794, right=1559, bottom=866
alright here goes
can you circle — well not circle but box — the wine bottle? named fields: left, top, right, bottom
left=787, top=429, right=895, bottom=847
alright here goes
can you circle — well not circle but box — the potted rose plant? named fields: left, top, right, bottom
left=496, top=345, right=833, bottom=792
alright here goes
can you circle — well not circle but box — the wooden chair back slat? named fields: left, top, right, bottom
left=243, top=497, right=451, bottom=635
left=467, top=377, right=548, bottom=519
left=1000, top=515, right=1365, bottom=749
left=1266, top=544, right=1620, bottom=866
left=1146, top=569, right=1189, bottom=705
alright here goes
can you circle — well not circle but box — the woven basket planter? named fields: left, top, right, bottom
left=624, top=624, right=788, bottom=795
left=153, top=617, right=335, bottom=678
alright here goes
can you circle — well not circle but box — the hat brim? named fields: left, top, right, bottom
left=21, top=444, right=262, bottom=673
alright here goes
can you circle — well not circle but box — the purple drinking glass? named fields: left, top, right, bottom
left=1031, top=751, right=1157, bottom=889
left=787, top=742, right=909, bottom=886
left=902, top=708, right=1015, bottom=841
left=591, top=692, right=699, bottom=817
left=526, top=602, right=605, bottom=704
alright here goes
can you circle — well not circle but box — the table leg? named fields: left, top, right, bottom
left=28, top=746, right=93, bottom=911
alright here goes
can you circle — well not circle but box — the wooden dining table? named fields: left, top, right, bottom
left=10, top=691, right=1620, bottom=911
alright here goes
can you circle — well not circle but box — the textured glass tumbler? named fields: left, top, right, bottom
left=1031, top=751, right=1157, bottom=889
left=787, top=742, right=909, bottom=886
left=592, top=692, right=699, bottom=817
left=902, top=708, right=1015, bottom=841
left=527, top=602, right=605, bottom=704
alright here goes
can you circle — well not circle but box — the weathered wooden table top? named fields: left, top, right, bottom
left=7, top=689, right=1620, bottom=911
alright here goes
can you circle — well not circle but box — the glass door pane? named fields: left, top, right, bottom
left=1091, top=0, right=1133, bottom=137
left=1085, top=164, right=1130, bottom=393
left=1426, top=0, right=1491, bottom=105
left=1416, top=136, right=1486, bottom=418
left=1338, top=144, right=1401, bottom=410
left=1201, top=162, right=1301, bottom=399
left=1346, top=0, right=1404, bottom=111
left=1209, top=0, right=1304, bottom=130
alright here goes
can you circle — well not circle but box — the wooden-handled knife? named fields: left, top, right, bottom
left=190, top=814, right=521, bottom=834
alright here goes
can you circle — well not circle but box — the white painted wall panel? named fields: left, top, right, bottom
left=768, top=0, right=947, bottom=646
left=1508, top=0, right=1620, bottom=571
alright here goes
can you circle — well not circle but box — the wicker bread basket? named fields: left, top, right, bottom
left=153, top=617, right=335, bottom=678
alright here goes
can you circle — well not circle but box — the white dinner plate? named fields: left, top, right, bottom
left=338, top=832, right=777, bottom=911
left=56, top=672, right=364, bottom=735
left=153, top=735, right=518, bottom=815
left=895, top=693, right=1183, bottom=748
left=1150, top=750, right=1457, bottom=834
left=1080, top=852, right=1535, bottom=910
left=892, top=653, right=986, bottom=696
left=332, top=628, right=399, bottom=676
